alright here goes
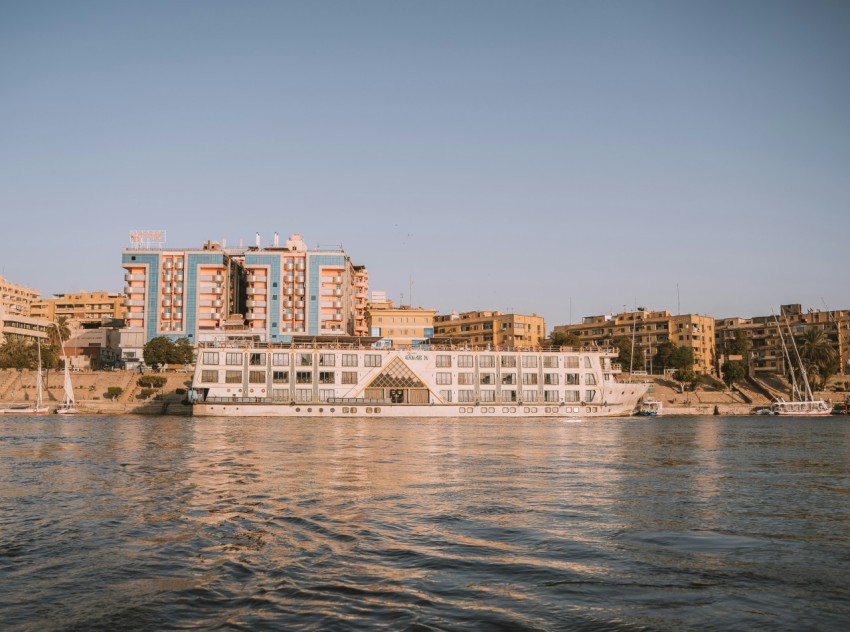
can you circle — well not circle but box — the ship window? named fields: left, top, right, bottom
left=436, top=372, right=452, bottom=385
left=436, top=355, right=451, bottom=367
left=272, top=353, right=288, bottom=366
left=544, top=390, right=559, bottom=402
left=249, top=353, right=265, bottom=366
left=458, top=373, right=474, bottom=385
left=319, top=354, right=335, bottom=366
left=249, top=371, right=265, bottom=384
left=202, top=352, right=219, bottom=365
left=439, top=390, right=452, bottom=402
left=480, top=389, right=496, bottom=402
left=319, top=389, right=334, bottom=402
left=479, top=356, right=495, bottom=368
left=500, top=356, right=516, bottom=368
left=565, top=373, right=579, bottom=385
left=522, top=373, right=538, bottom=385
left=565, top=390, right=580, bottom=402
left=342, top=354, right=358, bottom=367
left=585, top=374, right=597, bottom=385
left=319, top=371, right=335, bottom=384
left=502, top=389, right=517, bottom=402
left=225, top=371, right=242, bottom=384
left=521, top=356, right=538, bottom=368
left=586, top=390, right=597, bottom=402
left=364, top=354, right=382, bottom=367
left=297, top=353, right=313, bottom=366
left=501, top=373, right=516, bottom=385
left=457, top=355, right=473, bottom=368
left=296, top=371, right=312, bottom=384
left=342, top=372, right=358, bottom=384
left=566, top=356, right=579, bottom=368
left=201, top=370, right=219, bottom=383
left=479, top=373, right=495, bottom=385
left=543, top=356, right=558, bottom=368
left=458, top=390, right=474, bottom=402
left=273, top=371, right=289, bottom=384
left=523, top=390, right=538, bottom=402
left=585, top=357, right=593, bottom=368
left=544, top=373, right=559, bottom=385
left=295, top=389, right=312, bottom=402
left=226, top=353, right=242, bottom=365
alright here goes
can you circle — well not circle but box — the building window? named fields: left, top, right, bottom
left=457, top=355, right=474, bottom=368
left=272, top=353, right=288, bottom=366
left=479, top=356, right=495, bottom=368
left=565, top=373, right=579, bottom=385
left=225, top=371, right=242, bottom=384
left=544, top=373, right=559, bottom=385
left=522, top=373, right=538, bottom=385
left=296, top=371, right=312, bottom=384
left=319, top=371, right=335, bottom=384
left=319, top=354, right=336, bottom=366
left=248, top=371, right=265, bottom=384
left=436, top=372, right=452, bottom=385
left=364, top=354, right=381, bottom=367
left=458, top=373, right=474, bottom=385
left=342, top=354, right=358, bottom=367
left=249, top=353, right=265, bottom=366
left=479, top=373, right=495, bottom=385
left=342, top=372, right=358, bottom=384
left=458, top=390, right=474, bottom=402
left=273, top=371, right=289, bottom=384
left=201, top=370, right=218, bottom=383
left=436, top=355, right=451, bottom=367
left=201, top=352, right=219, bottom=365
left=297, top=353, right=313, bottom=366
left=226, top=352, right=242, bottom=365
left=521, top=356, right=538, bottom=368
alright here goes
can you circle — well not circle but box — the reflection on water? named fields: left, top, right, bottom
left=1, top=415, right=849, bottom=630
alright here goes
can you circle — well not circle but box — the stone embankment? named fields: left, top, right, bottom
left=0, top=368, right=193, bottom=415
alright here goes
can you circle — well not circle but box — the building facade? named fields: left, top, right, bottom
left=31, top=291, right=125, bottom=325
left=433, top=311, right=545, bottom=349
left=121, top=233, right=368, bottom=344
left=365, top=292, right=436, bottom=348
left=554, top=309, right=716, bottom=375
left=716, top=304, right=850, bottom=376
left=0, top=274, right=40, bottom=318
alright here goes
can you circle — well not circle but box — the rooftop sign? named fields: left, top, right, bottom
left=129, top=230, right=167, bottom=249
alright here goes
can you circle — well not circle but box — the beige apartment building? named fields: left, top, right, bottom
left=0, top=274, right=40, bottom=317
left=365, top=291, right=436, bottom=348
left=31, top=291, right=125, bottom=325
left=433, top=311, right=545, bottom=349
left=716, top=303, right=850, bottom=376
left=0, top=275, right=51, bottom=345
left=553, top=309, right=716, bottom=374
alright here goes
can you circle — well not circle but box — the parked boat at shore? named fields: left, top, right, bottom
left=0, top=342, right=49, bottom=415
left=189, top=341, right=648, bottom=418
left=768, top=311, right=831, bottom=416
left=634, top=399, right=663, bottom=416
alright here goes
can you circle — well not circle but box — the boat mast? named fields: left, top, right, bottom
left=36, top=340, right=43, bottom=408
left=784, top=313, right=815, bottom=401
left=772, top=311, right=800, bottom=400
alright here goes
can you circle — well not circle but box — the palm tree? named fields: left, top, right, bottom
left=49, top=316, right=71, bottom=347
left=799, top=327, right=836, bottom=391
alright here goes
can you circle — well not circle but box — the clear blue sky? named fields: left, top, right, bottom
left=2, top=1, right=848, bottom=328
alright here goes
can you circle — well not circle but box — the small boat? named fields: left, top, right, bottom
left=634, top=399, right=663, bottom=416
left=0, top=341, right=49, bottom=415
left=56, top=357, right=78, bottom=415
left=769, top=398, right=831, bottom=416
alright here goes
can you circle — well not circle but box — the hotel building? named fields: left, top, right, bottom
left=121, top=233, right=368, bottom=344
left=433, top=311, right=546, bottom=349
left=553, top=309, right=716, bottom=375
left=365, top=291, right=436, bottom=348
left=0, top=275, right=51, bottom=345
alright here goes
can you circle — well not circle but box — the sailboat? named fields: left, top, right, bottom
left=769, top=311, right=831, bottom=416
left=0, top=340, right=50, bottom=415
left=56, top=356, right=78, bottom=414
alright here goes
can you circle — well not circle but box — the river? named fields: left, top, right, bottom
left=1, top=415, right=849, bottom=630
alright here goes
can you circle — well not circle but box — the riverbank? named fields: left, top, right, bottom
left=1, top=369, right=846, bottom=417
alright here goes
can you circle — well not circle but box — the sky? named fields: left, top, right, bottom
left=1, top=0, right=848, bottom=329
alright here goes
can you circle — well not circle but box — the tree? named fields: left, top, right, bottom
left=0, top=338, right=36, bottom=369
left=613, top=335, right=644, bottom=372
left=172, top=338, right=195, bottom=364
left=798, top=327, right=837, bottom=391
left=143, top=337, right=176, bottom=366
left=653, top=341, right=677, bottom=373
left=721, top=360, right=745, bottom=388
left=670, top=345, right=695, bottom=371
left=548, top=330, right=581, bottom=349
left=48, top=316, right=71, bottom=348
left=673, top=367, right=698, bottom=393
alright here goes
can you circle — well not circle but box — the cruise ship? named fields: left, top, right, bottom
left=189, top=339, right=649, bottom=418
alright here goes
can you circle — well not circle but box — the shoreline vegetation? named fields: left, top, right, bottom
left=1, top=369, right=847, bottom=417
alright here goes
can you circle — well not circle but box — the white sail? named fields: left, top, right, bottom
left=36, top=342, right=43, bottom=408
left=62, top=359, right=75, bottom=407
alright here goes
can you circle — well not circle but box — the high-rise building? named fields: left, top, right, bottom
left=553, top=309, right=716, bottom=374
left=433, top=311, right=545, bottom=349
left=121, top=233, right=368, bottom=344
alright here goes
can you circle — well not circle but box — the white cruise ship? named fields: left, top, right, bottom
left=189, top=340, right=649, bottom=418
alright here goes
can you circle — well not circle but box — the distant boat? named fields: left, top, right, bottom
left=56, top=356, right=78, bottom=415
left=768, top=311, right=831, bottom=417
left=634, top=399, right=662, bottom=416
left=0, top=341, right=49, bottom=415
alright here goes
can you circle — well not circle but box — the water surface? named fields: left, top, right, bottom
left=1, top=415, right=849, bottom=630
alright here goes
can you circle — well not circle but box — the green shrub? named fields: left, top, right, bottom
left=138, top=388, right=156, bottom=399
left=175, top=388, right=186, bottom=395
left=106, top=386, right=123, bottom=400
left=138, top=375, right=167, bottom=388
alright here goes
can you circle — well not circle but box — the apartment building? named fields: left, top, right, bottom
left=0, top=274, right=40, bottom=317
left=553, top=309, right=716, bottom=374
left=31, top=291, right=125, bottom=325
left=716, top=304, right=850, bottom=376
left=433, top=311, right=545, bottom=349
left=121, top=233, right=368, bottom=344
left=365, top=291, right=436, bottom=348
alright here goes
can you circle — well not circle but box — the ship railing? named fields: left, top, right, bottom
left=196, top=340, right=618, bottom=354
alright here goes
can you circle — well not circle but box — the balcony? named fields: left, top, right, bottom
left=163, top=298, right=172, bottom=306
left=295, top=299, right=304, bottom=308
left=164, top=260, right=174, bottom=269
left=249, top=274, right=267, bottom=282
left=163, top=273, right=173, bottom=281
left=124, top=299, right=145, bottom=307
left=212, top=299, right=222, bottom=308
left=174, top=312, right=183, bottom=320
left=162, top=311, right=172, bottom=319
left=208, top=311, right=222, bottom=319
left=214, top=275, right=224, bottom=283
left=247, top=287, right=266, bottom=296
left=285, top=274, right=294, bottom=282
left=175, top=260, right=184, bottom=269
left=333, top=289, right=343, bottom=296
left=246, top=300, right=267, bottom=308
left=209, top=287, right=224, bottom=295
left=247, top=311, right=266, bottom=320
left=295, top=288, right=305, bottom=296
left=124, top=274, right=145, bottom=281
